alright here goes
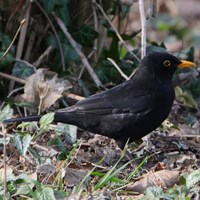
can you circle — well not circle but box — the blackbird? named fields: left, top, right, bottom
left=4, top=52, right=196, bottom=148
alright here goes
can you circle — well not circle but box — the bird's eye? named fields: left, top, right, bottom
left=163, top=60, right=171, bottom=67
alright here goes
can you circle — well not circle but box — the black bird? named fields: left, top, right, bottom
left=4, top=52, right=196, bottom=148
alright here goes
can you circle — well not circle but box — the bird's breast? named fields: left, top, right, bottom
left=150, top=82, right=175, bottom=123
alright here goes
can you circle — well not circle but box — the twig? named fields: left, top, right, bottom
left=0, top=72, right=26, bottom=84
left=0, top=19, right=26, bottom=63
left=63, top=92, right=85, bottom=101
left=150, top=0, right=157, bottom=18
left=139, top=0, right=147, bottom=58
left=92, top=0, right=98, bottom=62
left=33, top=46, right=54, bottom=68
left=107, top=58, right=129, bottom=80
left=24, top=29, right=37, bottom=60
left=0, top=72, right=85, bottom=102
left=1, top=124, right=7, bottom=200
left=94, top=2, right=140, bottom=63
left=78, top=50, right=95, bottom=80
left=9, top=2, right=31, bottom=93
left=16, top=3, right=31, bottom=60
left=0, top=87, right=24, bottom=110
left=53, top=13, right=103, bottom=88
left=34, top=0, right=65, bottom=71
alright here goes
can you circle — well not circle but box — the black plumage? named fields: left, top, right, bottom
left=4, top=52, right=196, bottom=148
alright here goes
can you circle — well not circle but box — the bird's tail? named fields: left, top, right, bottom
left=3, top=115, right=42, bottom=124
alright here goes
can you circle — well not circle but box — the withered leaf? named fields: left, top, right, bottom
left=126, top=170, right=179, bottom=194
left=21, top=69, right=71, bottom=113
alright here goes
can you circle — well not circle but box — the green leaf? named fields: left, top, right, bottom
left=13, top=133, right=32, bottom=155
left=55, top=123, right=77, bottom=146
left=28, top=147, right=42, bottom=164
left=70, top=25, right=99, bottom=47
left=0, top=137, right=10, bottom=145
left=12, top=60, right=35, bottom=78
left=35, top=186, right=56, bottom=200
left=180, top=169, right=200, bottom=189
left=13, top=184, right=32, bottom=196
left=186, top=46, right=194, bottom=61
left=54, top=190, right=67, bottom=199
left=0, top=104, right=13, bottom=122
left=175, top=86, right=198, bottom=109
left=0, top=31, right=15, bottom=52
left=48, top=137, right=65, bottom=151
left=17, top=122, right=37, bottom=129
left=41, top=0, right=57, bottom=13
left=142, top=186, right=163, bottom=199
left=39, top=113, right=55, bottom=133
left=146, top=45, right=167, bottom=53
left=62, top=43, right=80, bottom=64
left=0, top=52, right=14, bottom=67
left=41, top=0, right=70, bottom=24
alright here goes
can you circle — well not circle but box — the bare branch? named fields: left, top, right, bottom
left=34, top=0, right=66, bottom=71
left=107, top=58, right=129, bottom=81
left=139, top=0, right=147, bottom=58
left=0, top=19, right=26, bottom=63
left=53, top=14, right=103, bottom=88
left=0, top=72, right=85, bottom=102
left=94, top=2, right=140, bottom=63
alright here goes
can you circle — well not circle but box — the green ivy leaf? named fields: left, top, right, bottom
left=175, top=86, right=198, bottom=109
left=35, top=186, right=56, bottom=200
left=13, top=133, right=32, bottom=155
left=12, top=60, right=35, bottom=78
left=0, top=52, right=14, bottom=67
left=180, top=169, right=200, bottom=189
left=39, top=113, right=55, bottom=133
left=70, top=25, right=99, bottom=47
left=0, top=104, right=13, bottom=122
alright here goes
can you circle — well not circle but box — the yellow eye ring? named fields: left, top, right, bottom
left=163, top=60, right=171, bottom=67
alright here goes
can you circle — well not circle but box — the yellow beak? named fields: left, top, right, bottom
left=178, top=60, right=196, bottom=68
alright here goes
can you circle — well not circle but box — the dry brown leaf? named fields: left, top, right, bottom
left=64, top=168, right=87, bottom=186
left=0, top=165, right=13, bottom=181
left=126, top=170, right=179, bottom=194
left=27, top=172, right=37, bottom=180
left=21, top=69, right=71, bottom=113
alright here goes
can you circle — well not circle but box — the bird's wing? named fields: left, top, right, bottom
left=58, top=83, right=155, bottom=116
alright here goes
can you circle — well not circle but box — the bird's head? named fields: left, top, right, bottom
left=141, top=52, right=196, bottom=80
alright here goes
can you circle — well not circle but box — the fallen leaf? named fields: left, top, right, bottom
left=126, top=170, right=179, bottom=194
left=21, top=69, right=72, bottom=113
left=64, top=168, right=88, bottom=186
left=0, top=165, right=13, bottom=181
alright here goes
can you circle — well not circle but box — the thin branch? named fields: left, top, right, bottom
left=94, top=2, right=140, bottom=63
left=78, top=50, right=95, bottom=80
left=9, top=2, right=31, bottom=93
left=92, top=0, right=98, bottom=62
left=16, top=3, right=31, bottom=60
left=2, top=124, right=7, bottom=200
left=150, top=0, right=157, bottom=18
left=33, top=46, right=54, bottom=68
left=0, top=87, right=24, bottom=110
left=0, top=72, right=26, bottom=84
left=0, top=19, right=25, bottom=63
left=34, top=0, right=66, bottom=71
left=63, top=92, right=85, bottom=101
left=139, top=0, right=147, bottom=58
left=0, top=72, right=85, bottom=101
left=107, top=58, right=129, bottom=80
left=53, top=13, right=103, bottom=88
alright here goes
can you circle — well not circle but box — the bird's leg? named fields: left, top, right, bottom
left=116, top=139, right=137, bottom=167
left=142, top=134, right=153, bottom=151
